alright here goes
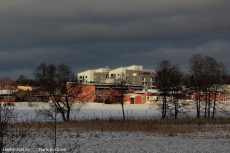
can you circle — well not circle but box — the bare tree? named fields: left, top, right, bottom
left=0, top=104, right=40, bottom=153
left=113, top=74, right=129, bottom=120
left=0, top=104, right=13, bottom=152
left=188, top=54, right=229, bottom=118
left=154, top=60, right=183, bottom=119
left=0, top=77, right=17, bottom=90
left=188, top=54, right=206, bottom=118
left=33, top=63, right=83, bottom=121
left=16, top=75, right=27, bottom=86
left=169, top=65, right=183, bottom=119
left=203, top=56, right=216, bottom=118
left=16, top=75, right=39, bottom=87
left=36, top=108, right=81, bottom=153
left=210, top=62, right=228, bottom=118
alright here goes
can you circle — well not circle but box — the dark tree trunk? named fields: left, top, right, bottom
left=212, top=92, right=217, bottom=118
left=121, top=102, right=125, bottom=120
left=208, top=90, right=211, bottom=118
left=174, top=101, right=178, bottom=119
left=197, top=99, right=200, bottom=118
left=204, top=90, right=208, bottom=118
left=66, top=108, right=71, bottom=121
left=162, top=92, right=167, bottom=119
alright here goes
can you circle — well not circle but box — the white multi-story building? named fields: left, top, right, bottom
left=109, top=65, right=154, bottom=88
left=77, top=65, right=154, bottom=88
left=77, top=66, right=110, bottom=83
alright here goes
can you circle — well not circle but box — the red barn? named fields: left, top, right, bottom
left=129, top=95, right=144, bottom=104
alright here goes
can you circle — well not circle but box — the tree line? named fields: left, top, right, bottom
left=154, top=54, right=229, bottom=119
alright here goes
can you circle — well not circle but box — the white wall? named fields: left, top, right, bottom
left=109, top=67, right=127, bottom=78
left=126, top=65, right=143, bottom=71
left=77, top=70, right=94, bottom=83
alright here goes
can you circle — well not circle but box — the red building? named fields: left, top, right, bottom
left=68, top=84, right=228, bottom=104
left=183, top=90, right=228, bottom=101
left=129, top=95, right=144, bottom=104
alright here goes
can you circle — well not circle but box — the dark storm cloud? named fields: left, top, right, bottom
left=0, top=0, right=229, bottom=79
left=1, top=0, right=230, bottom=42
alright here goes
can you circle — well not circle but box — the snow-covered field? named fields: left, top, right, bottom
left=13, top=102, right=161, bottom=121
left=2, top=102, right=230, bottom=153
left=6, top=129, right=230, bottom=153
left=13, top=101, right=229, bottom=120
left=78, top=131, right=230, bottom=153
left=14, top=102, right=156, bottom=117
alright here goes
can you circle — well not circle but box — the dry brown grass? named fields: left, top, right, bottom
left=11, top=117, right=230, bottom=135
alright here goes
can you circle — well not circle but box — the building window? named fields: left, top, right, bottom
left=133, top=78, right=136, bottom=81
left=133, top=73, right=137, bottom=76
left=79, top=76, right=82, bottom=79
left=85, top=76, right=87, bottom=78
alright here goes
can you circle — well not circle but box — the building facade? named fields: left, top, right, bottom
left=109, top=65, right=154, bottom=88
left=77, top=65, right=155, bottom=88
left=77, top=66, right=110, bottom=84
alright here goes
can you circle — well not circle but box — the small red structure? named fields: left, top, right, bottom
left=129, top=95, right=144, bottom=104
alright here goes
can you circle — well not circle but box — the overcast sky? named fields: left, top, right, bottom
left=0, top=0, right=230, bottom=80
